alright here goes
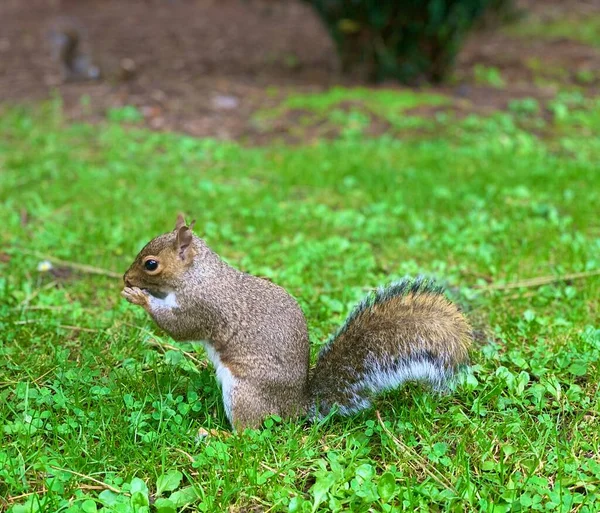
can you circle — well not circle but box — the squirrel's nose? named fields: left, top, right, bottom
left=124, top=275, right=132, bottom=287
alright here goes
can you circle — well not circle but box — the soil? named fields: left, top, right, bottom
left=1, top=0, right=599, bottom=143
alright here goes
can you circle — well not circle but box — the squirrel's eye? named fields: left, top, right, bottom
left=144, top=259, right=159, bottom=271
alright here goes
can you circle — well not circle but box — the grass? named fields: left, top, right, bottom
left=507, top=14, right=600, bottom=48
left=1, top=92, right=600, bottom=513
left=279, top=87, right=448, bottom=115
left=254, top=87, right=449, bottom=136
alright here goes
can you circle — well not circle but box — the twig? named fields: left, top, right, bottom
left=150, top=341, right=203, bottom=365
left=49, top=466, right=124, bottom=495
left=32, top=368, right=55, bottom=385
left=138, top=330, right=205, bottom=366
left=174, top=447, right=196, bottom=463
left=78, top=484, right=109, bottom=491
left=479, top=269, right=600, bottom=291
left=12, top=320, right=101, bottom=333
left=260, top=461, right=287, bottom=479
left=14, top=305, right=96, bottom=312
left=58, top=324, right=102, bottom=333
left=5, top=491, right=37, bottom=504
left=19, top=249, right=122, bottom=279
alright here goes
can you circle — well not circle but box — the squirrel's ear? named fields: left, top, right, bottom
left=175, top=213, right=187, bottom=231
left=175, top=226, right=193, bottom=260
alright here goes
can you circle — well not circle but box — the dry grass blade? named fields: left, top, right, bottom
left=19, top=248, right=122, bottom=279
left=12, top=320, right=101, bottom=333
left=376, top=411, right=456, bottom=492
left=49, top=466, right=125, bottom=495
left=174, top=447, right=196, bottom=463
left=480, top=269, right=600, bottom=291
left=131, top=326, right=206, bottom=366
left=146, top=339, right=205, bottom=366
left=5, top=491, right=38, bottom=505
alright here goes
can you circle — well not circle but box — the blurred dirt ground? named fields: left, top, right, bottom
left=1, top=0, right=599, bottom=142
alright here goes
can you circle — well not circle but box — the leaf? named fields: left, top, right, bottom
left=81, top=500, right=97, bottom=513
left=502, top=445, right=516, bottom=457
left=129, top=477, right=148, bottom=496
left=514, top=371, right=530, bottom=396
left=98, top=490, right=119, bottom=507
left=481, top=461, right=497, bottom=471
left=11, top=506, right=36, bottom=513
left=154, top=498, right=177, bottom=513
left=164, top=350, right=184, bottom=366
left=130, top=491, right=149, bottom=509
left=169, top=486, right=201, bottom=508
left=11, top=497, right=41, bottom=513
left=567, top=361, right=588, bottom=376
left=464, top=372, right=479, bottom=391
left=377, top=472, right=396, bottom=503
left=432, top=442, right=448, bottom=457
left=257, top=470, right=275, bottom=485
left=288, top=497, right=310, bottom=513
left=356, top=463, right=374, bottom=479
left=156, top=470, right=183, bottom=496
left=544, top=377, right=562, bottom=400
left=311, top=472, right=336, bottom=513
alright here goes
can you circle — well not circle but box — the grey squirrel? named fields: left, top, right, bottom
left=122, top=215, right=472, bottom=430
left=48, top=18, right=101, bottom=82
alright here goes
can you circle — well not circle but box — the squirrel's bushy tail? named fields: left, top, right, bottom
left=308, top=277, right=472, bottom=418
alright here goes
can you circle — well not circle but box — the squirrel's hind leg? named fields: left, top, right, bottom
left=229, top=382, right=278, bottom=431
left=229, top=381, right=308, bottom=431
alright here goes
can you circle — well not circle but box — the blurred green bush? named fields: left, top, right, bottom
left=305, top=0, right=515, bottom=83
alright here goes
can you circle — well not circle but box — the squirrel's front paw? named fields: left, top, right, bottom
left=121, top=287, right=150, bottom=308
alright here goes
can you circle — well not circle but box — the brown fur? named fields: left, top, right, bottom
left=122, top=216, right=473, bottom=430
left=123, top=219, right=310, bottom=428
left=309, top=291, right=471, bottom=415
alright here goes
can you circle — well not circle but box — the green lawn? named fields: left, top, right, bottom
left=1, top=93, right=600, bottom=512
left=507, top=13, right=600, bottom=48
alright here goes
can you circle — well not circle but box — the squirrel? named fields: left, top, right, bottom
left=48, top=18, right=101, bottom=82
left=122, top=215, right=472, bottom=431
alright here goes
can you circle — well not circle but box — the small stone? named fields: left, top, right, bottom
left=149, top=116, right=166, bottom=129
left=119, top=58, right=137, bottom=81
left=212, top=94, right=239, bottom=110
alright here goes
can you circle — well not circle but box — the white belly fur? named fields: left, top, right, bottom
left=200, top=342, right=235, bottom=424
left=149, top=292, right=179, bottom=309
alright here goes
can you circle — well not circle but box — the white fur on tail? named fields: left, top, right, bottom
left=339, top=355, right=450, bottom=416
